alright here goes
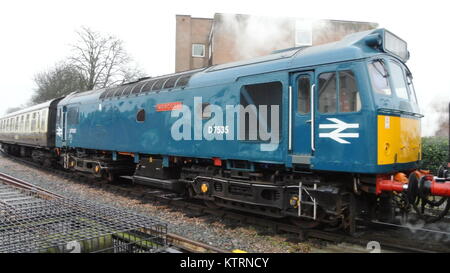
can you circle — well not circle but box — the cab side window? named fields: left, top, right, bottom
left=318, top=72, right=337, bottom=113
left=339, top=71, right=361, bottom=112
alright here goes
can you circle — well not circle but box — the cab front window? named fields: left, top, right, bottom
left=389, top=61, right=409, bottom=100
left=368, top=60, right=391, bottom=96
left=406, top=73, right=418, bottom=105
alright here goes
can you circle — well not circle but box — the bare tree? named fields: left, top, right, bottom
left=32, top=63, right=87, bottom=104
left=69, top=27, right=144, bottom=90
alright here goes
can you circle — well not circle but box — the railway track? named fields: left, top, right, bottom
left=1, top=150, right=449, bottom=253
left=0, top=166, right=228, bottom=254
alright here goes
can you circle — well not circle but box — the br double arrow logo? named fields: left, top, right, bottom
left=318, top=118, right=359, bottom=144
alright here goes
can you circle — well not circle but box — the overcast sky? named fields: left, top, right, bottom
left=0, top=0, right=448, bottom=135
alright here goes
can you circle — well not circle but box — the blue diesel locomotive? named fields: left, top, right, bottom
left=1, top=28, right=449, bottom=231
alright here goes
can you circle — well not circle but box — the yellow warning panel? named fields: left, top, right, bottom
left=377, top=115, right=421, bottom=165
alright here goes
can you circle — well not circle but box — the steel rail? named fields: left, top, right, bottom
left=0, top=171, right=63, bottom=199
left=167, top=233, right=229, bottom=253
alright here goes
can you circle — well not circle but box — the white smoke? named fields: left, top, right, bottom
left=217, top=13, right=294, bottom=61
left=215, top=14, right=377, bottom=62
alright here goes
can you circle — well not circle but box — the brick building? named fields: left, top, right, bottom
left=175, top=13, right=378, bottom=72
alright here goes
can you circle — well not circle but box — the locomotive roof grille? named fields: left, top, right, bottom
left=113, top=86, right=125, bottom=97
left=131, top=81, right=147, bottom=94
left=98, top=69, right=202, bottom=100
left=163, top=76, right=179, bottom=89
left=141, top=79, right=158, bottom=93
left=120, top=85, right=132, bottom=96
left=175, top=74, right=192, bottom=87
left=151, top=79, right=165, bottom=92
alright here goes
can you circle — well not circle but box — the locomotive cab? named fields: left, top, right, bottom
left=369, top=56, right=422, bottom=171
left=289, top=29, right=421, bottom=176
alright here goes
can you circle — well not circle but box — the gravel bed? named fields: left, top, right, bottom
left=0, top=155, right=315, bottom=253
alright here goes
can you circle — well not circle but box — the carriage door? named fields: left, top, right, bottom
left=290, top=72, right=315, bottom=165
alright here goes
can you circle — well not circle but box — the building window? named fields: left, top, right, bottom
left=295, top=20, right=313, bottom=46
left=192, top=44, right=205, bottom=57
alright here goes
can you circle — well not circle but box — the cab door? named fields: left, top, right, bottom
left=290, top=71, right=316, bottom=166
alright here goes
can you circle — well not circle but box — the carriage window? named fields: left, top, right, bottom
left=297, top=76, right=310, bottom=114
left=25, top=114, right=30, bottom=131
left=41, top=110, right=47, bottom=130
left=389, top=61, right=409, bottom=100
left=31, top=113, right=36, bottom=131
left=20, top=115, right=24, bottom=132
left=339, top=71, right=361, bottom=112
left=15, top=117, right=19, bottom=131
left=36, top=113, right=40, bottom=131
left=136, top=109, right=146, bottom=122
left=240, top=81, right=282, bottom=141
left=318, top=72, right=337, bottom=113
left=67, top=107, right=79, bottom=125
left=368, top=60, right=391, bottom=95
